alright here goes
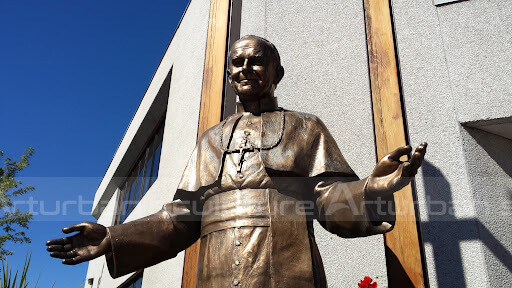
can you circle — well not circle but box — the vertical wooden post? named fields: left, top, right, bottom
left=363, top=0, right=426, bottom=287
left=181, top=0, right=230, bottom=287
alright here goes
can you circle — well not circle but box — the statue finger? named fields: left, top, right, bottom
left=46, top=237, right=72, bottom=246
left=46, top=244, right=71, bottom=252
left=47, top=245, right=62, bottom=252
left=50, top=250, right=75, bottom=259
left=413, top=142, right=428, bottom=158
left=49, top=251, right=64, bottom=258
left=387, top=145, right=412, bottom=161
left=62, top=255, right=83, bottom=265
left=409, top=153, right=424, bottom=174
left=409, top=145, right=427, bottom=174
left=418, top=142, right=428, bottom=150
left=62, top=223, right=85, bottom=234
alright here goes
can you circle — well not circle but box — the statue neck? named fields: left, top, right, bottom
left=240, top=95, right=279, bottom=115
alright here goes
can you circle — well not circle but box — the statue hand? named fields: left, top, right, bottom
left=367, top=142, right=427, bottom=197
left=46, top=222, right=111, bottom=265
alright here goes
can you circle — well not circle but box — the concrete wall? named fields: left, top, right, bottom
left=240, top=0, right=512, bottom=287
left=86, top=0, right=210, bottom=286
left=461, top=127, right=512, bottom=287
left=87, top=0, right=512, bottom=287
left=240, top=1, right=388, bottom=287
left=391, top=0, right=512, bottom=286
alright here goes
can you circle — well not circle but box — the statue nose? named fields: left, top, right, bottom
left=242, top=59, right=251, bottom=72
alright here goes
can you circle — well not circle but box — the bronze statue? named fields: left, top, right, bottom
left=47, top=35, right=427, bottom=287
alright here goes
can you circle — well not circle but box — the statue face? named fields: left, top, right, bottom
left=228, top=38, right=280, bottom=101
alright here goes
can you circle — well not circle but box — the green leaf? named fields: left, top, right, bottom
left=0, top=148, right=35, bottom=259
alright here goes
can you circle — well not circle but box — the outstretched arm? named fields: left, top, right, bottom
left=45, top=124, right=222, bottom=276
left=315, top=143, right=427, bottom=238
left=46, top=199, right=201, bottom=278
left=104, top=200, right=201, bottom=278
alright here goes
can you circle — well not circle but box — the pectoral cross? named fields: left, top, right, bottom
left=237, top=131, right=254, bottom=175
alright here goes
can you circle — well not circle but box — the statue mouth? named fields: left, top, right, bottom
left=240, top=79, right=258, bottom=84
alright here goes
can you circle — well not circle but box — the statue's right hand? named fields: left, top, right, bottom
left=46, top=222, right=111, bottom=265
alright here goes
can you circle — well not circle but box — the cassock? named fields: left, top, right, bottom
left=105, top=110, right=395, bottom=287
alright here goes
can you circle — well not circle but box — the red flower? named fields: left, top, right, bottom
left=358, top=276, right=377, bottom=288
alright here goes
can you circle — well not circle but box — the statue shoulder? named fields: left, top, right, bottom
left=283, top=110, right=328, bottom=131
left=196, top=113, right=244, bottom=146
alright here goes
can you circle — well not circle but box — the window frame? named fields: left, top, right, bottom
left=115, top=119, right=165, bottom=224
left=118, top=270, right=143, bottom=288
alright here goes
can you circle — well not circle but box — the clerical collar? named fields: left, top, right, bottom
left=221, top=109, right=285, bottom=152
left=236, top=96, right=279, bottom=115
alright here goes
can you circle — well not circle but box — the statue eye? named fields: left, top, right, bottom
left=232, top=58, right=244, bottom=67
left=251, top=57, right=264, bottom=66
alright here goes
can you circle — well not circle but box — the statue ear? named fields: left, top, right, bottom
left=274, top=66, right=284, bottom=84
left=227, top=69, right=232, bottom=84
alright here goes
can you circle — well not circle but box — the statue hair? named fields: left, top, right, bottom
left=232, top=35, right=282, bottom=68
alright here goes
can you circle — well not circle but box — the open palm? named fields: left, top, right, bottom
left=367, top=142, right=427, bottom=196
left=46, top=222, right=110, bottom=265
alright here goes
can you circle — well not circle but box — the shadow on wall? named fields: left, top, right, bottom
left=420, top=160, right=512, bottom=287
left=462, top=126, right=512, bottom=285
left=385, top=246, right=414, bottom=287
left=465, top=126, right=512, bottom=178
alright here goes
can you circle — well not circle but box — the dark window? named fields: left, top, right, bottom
left=118, top=271, right=143, bottom=288
left=150, top=143, right=162, bottom=186
left=116, top=122, right=165, bottom=224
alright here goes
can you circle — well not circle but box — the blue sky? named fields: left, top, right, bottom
left=0, top=0, right=190, bottom=286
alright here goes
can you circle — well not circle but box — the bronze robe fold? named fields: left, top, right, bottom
left=106, top=110, right=394, bottom=287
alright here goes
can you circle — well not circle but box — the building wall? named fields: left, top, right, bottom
left=87, top=0, right=512, bottom=287
left=391, top=0, right=512, bottom=287
left=461, top=127, right=512, bottom=287
left=240, top=1, right=388, bottom=287
left=86, top=0, right=210, bottom=287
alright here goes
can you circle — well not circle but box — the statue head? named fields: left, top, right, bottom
left=227, top=35, right=285, bottom=103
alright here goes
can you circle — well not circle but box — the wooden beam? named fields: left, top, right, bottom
left=363, top=0, right=426, bottom=287
left=181, top=0, right=230, bottom=287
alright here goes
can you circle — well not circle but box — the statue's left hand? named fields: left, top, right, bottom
left=367, top=142, right=427, bottom=197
